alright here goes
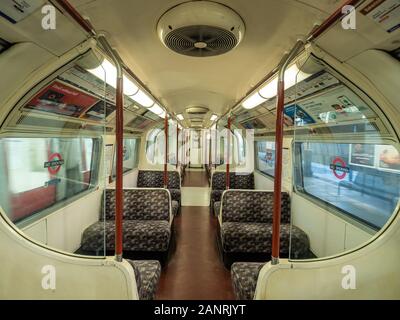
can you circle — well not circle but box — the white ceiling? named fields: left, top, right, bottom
left=70, top=0, right=345, bottom=117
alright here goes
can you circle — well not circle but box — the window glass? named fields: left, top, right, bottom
left=0, top=137, right=98, bottom=223
left=256, top=141, right=276, bottom=177
left=112, top=138, right=140, bottom=175
left=168, top=121, right=177, bottom=165
left=295, top=142, right=400, bottom=229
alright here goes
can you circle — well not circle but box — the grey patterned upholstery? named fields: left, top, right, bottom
left=231, top=262, right=264, bottom=300
left=221, top=191, right=291, bottom=223
left=81, top=188, right=172, bottom=254
left=221, top=223, right=309, bottom=258
left=172, top=200, right=179, bottom=216
left=101, top=189, right=170, bottom=221
left=210, top=172, right=254, bottom=212
left=81, top=220, right=170, bottom=252
left=137, top=170, right=181, bottom=204
left=128, top=260, right=161, bottom=300
left=219, top=190, right=310, bottom=259
left=214, top=201, right=221, bottom=216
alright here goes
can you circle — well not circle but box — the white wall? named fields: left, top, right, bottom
left=291, top=193, right=373, bottom=257
left=23, top=189, right=103, bottom=253
left=108, top=169, right=139, bottom=188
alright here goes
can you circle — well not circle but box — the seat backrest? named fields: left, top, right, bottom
left=230, top=173, right=255, bottom=189
left=137, top=170, right=180, bottom=189
left=211, top=172, right=226, bottom=190
left=137, top=170, right=164, bottom=188
left=221, top=190, right=291, bottom=223
left=211, top=172, right=255, bottom=191
left=167, top=171, right=181, bottom=189
left=101, top=189, right=170, bottom=221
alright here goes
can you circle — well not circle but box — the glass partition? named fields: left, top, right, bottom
left=0, top=51, right=111, bottom=257
left=288, top=56, right=400, bottom=260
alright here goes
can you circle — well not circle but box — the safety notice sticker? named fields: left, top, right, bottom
left=361, top=0, right=400, bottom=33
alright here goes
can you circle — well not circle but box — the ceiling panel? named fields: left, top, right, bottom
left=70, top=0, right=340, bottom=117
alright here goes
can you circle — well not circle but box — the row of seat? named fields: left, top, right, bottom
left=80, top=170, right=182, bottom=300
left=210, top=172, right=310, bottom=300
left=210, top=172, right=255, bottom=213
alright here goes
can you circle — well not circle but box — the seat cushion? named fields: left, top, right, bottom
left=221, top=222, right=309, bottom=257
left=128, top=260, right=161, bottom=300
left=172, top=200, right=179, bottom=216
left=214, top=201, right=221, bottom=216
left=211, top=190, right=224, bottom=204
left=81, top=220, right=171, bottom=252
left=231, top=262, right=264, bottom=300
left=169, top=188, right=181, bottom=203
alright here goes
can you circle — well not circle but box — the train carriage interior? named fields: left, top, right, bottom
left=0, top=0, right=399, bottom=301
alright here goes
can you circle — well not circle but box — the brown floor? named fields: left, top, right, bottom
left=156, top=170, right=235, bottom=300
left=182, top=169, right=210, bottom=187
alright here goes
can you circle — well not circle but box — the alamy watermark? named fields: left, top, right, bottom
left=341, top=5, right=357, bottom=30
left=41, top=265, right=56, bottom=290
left=41, top=5, right=57, bottom=30
left=341, top=265, right=356, bottom=290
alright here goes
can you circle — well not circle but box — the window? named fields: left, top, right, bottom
left=112, top=138, right=140, bottom=175
left=145, top=127, right=163, bottom=165
left=294, top=142, right=400, bottom=229
left=0, top=137, right=99, bottom=223
left=234, top=130, right=246, bottom=166
left=168, top=121, right=177, bottom=165
left=256, top=141, right=276, bottom=177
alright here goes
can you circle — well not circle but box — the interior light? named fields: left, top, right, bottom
left=210, top=114, right=218, bottom=121
left=259, top=77, right=278, bottom=99
left=177, top=114, right=184, bottom=121
left=149, top=103, right=164, bottom=116
left=283, top=64, right=310, bottom=90
left=88, top=59, right=117, bottom=88
left=243, top=64, right=312, bottom=110
left=132, top=89, right=154, bottom=108
left=123, top=75, right=139, bottom=96
left=88, top=59, right=154, bottom=107
left=242, top=92, right=267, bottom=109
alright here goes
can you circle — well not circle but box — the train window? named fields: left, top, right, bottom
left=234, top=130, right=246, bottom=166
left=112, top=138, right=140, bottom=176
left=256, top=141, right=276, bottom=177
left=168, top=120, right=177, bottom=165
left=294, top=142, right=400, bottom=229
left=0, top=137, right=100, bottom=224
left=146, top=127, right=164, bottom=165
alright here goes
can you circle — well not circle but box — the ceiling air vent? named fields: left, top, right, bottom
left=157, top=1, right=245, bottom=57
left=186, top=106, right=209, bottom=116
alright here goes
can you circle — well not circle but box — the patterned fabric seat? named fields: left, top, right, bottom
left=81, top=220, right=171, bottom=252
left=81, top=189, right=172, bottom=255
left=137, top=170, right=181, bottom=205
left=128, top=260, right=161, bottom=300
left=210, top=172, right=254, bottom=214
left=214, top=201, right=221, bottom=216
left=219, top=190, right=310, bottom=262
left=172, top=200, right=179, bottom=216
left=231, top=262, right=264, bottom=300
left=221, top=223, right=309, bottom=258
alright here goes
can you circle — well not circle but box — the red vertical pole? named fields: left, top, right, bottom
left=226, top=116, right=231, bottom=189
left=115, top=75, right=124, bottom=261
left=271, top=40, right=304, bottom=265
left=164, top=115, right=169, bottom=188
left=271, top=80, right=285, bottom=264
left=176, top=125, right=179, bottom=169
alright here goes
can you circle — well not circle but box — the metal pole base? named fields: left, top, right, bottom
left=271, top=256, right=280, bottom=265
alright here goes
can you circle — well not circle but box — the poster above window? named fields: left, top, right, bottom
left=25, top=81, right=99, bottom=118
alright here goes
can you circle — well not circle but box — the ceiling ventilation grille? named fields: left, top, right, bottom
left=158, top=1, right=245, bottom=58
left=164, top=25, right=238, bottom=57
